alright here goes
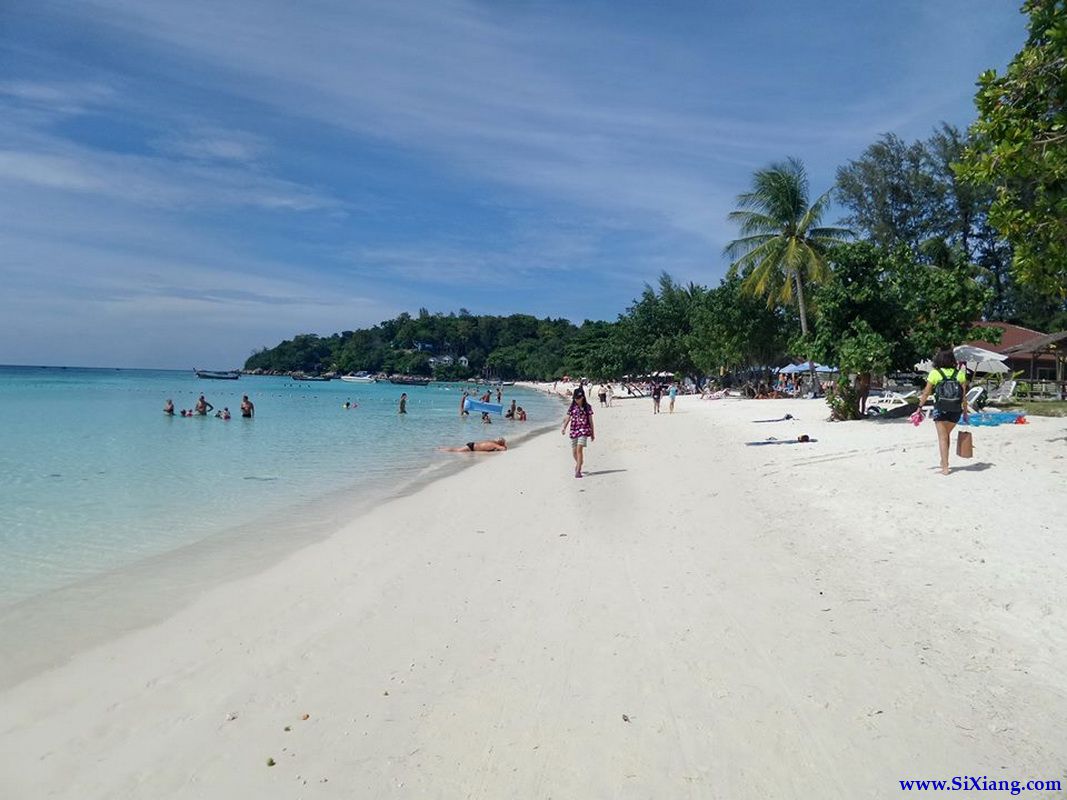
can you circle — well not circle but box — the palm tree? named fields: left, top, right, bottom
left=724, top=157, right=851, bottom=337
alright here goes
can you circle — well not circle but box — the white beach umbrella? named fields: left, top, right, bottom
left=973, top=359, right=1010, bottom=374
left=954, top=345, right=1007, bottom=364
left=917, top=346, right=1009, bottom=374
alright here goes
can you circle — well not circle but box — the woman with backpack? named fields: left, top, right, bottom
left=917, top=348, right=970, bottom=475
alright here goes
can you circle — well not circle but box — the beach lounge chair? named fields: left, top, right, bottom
left=868, top=389, right=918, bottom=409
left=985, top=380, right=1017, bottom=406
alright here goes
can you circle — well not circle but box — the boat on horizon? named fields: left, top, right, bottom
left=195, top=369, right=240, bottom=380
left=340, top=372, right=377, bottom=384
left=388, top=376, right=433, bottom=386
left=292, top=373, right=331, bottom=382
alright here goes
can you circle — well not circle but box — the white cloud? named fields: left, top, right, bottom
left=0, top=143, right=334, bottom=211
left=0, top=79, right=117, bottom=114
left=153, top=127, right=269, bottom=163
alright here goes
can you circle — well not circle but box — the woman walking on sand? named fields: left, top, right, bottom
left=561, top=386, right=595, bottom=478
left=917, top=348, right=970, bottom=475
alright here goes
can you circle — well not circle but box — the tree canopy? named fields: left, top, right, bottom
left=959, top=0, right=1067, bottom=298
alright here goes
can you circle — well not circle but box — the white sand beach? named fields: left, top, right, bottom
left=1, top=395, right=1064, bottom=798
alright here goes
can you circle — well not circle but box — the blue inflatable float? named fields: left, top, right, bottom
left=464, top=398, right=503, bottom=414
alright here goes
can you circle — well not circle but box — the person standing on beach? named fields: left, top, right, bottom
left=561, top=386, right=594, bottom=478
left=597, top=384, right=608, bottom=407
left=399, top=392, right=408, bottom=414
left=917, top=349, right=970, bottom=475
left=496, top=387, right=502, bottom=404
left=651, top=383, right=662, bottom=414
left=240, top=395, right=254, bottom=418
left=605, top=384, right=613, bottom=407
left=460, top=391, right=470, bottom=417
left=668, top=382, right=678, bottom=413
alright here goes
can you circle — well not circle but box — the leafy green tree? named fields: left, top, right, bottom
left=960, top=0, right=1067, bottom=298
left=690, top=275, right=795, bottom=375
left=810, top=242, right=995, bottom=416
left=837, top=125, right=1015, bottom=317
left=835, top=133, right=945, bottom=254
left=725, top=157, right=852, bottom=337
left=902, top=248, right=998, bottom=358
left=561, top=321, right=620, bottom=380
left=620, top=274, right=707, bottom=381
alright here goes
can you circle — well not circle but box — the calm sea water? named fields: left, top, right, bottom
left=0, top=366, right=559, bottom=608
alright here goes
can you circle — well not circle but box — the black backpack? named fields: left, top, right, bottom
left=934, top=368, right=963, bottom=412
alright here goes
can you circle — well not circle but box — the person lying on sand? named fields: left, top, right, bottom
left=439, top=438, right=507, bottom=453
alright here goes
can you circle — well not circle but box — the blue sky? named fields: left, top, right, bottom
left=1, top=0, right=1024, bottom=369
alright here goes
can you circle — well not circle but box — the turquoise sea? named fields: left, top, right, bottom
left=0, top=366, right=559, bottom=610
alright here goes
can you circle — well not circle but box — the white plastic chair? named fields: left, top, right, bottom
left=986, top=380, right=1017, bottom=405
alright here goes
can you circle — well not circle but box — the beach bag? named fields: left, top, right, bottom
left=957, top=430, right=973, bottom=459
left=934, top=368, right=963, bottom=413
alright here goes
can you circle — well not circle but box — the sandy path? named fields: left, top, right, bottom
left=1, top=396, right=1064, bottom=798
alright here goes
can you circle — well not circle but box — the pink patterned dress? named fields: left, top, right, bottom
left=568, top=405, right=593, bottom=439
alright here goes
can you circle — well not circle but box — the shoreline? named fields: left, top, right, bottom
left=0, top=407, right=562, bottom=691
left=1, top=396, right=1063, bottom=797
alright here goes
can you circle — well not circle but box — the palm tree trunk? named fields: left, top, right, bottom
left=794, top=273, right=809, bottom=337
left=794, top=273, right=819, bottom=396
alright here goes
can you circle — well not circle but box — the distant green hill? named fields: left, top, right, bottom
left=244, top=309, right=608, bottom=380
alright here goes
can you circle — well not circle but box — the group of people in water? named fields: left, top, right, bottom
left=456, top=390, right=528, bottom=423
left=163, top=383, right=545, bottom=463
left=164, top=394, right=255, bottom=420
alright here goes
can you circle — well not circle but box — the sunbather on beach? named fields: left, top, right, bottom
left=439, top=438, right=507, bottom=453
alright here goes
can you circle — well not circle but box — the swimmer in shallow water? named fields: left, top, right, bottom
left=438, top=438, right=507, bottom=453
left=163, top=399, right=175, bottom=415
